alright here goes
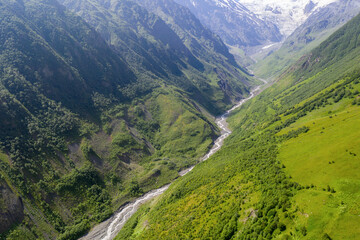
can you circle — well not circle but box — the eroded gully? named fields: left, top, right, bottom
left=79, top=79, right=268, bottom=240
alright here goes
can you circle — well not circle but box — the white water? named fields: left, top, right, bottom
left=79, top=80, right=267, bottom=240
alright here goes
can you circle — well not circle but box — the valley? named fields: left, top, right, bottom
left=0, top=0, right=360, bottom=239
left=115, top=6, right=360, bottom=240
left=81, top=78, right=268, bottom=240
left=0, top=0, right=253, bottom=239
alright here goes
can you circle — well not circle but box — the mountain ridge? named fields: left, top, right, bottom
left=173, top=0, right=283, bottom=48
left=240, top=0, right=338, bottom=36
left=59, top=0, right=253, bottom=114
left=253, top=0, right=360, bottom=79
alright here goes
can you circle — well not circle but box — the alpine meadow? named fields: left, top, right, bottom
left=0, top=0, right=360, bottom=240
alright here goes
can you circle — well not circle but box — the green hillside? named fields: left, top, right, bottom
left=117, top=13, right=360, bottom=240
left=59, top=0, right=254, bottom=115
left=0, top=0, right=253, bottom=239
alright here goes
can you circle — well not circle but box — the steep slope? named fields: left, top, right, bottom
left=0, top=0, right=135, bottom=238
left=173, top=0, right=282, bottom=48
left=0, top=0, right=135, bottom=112
left=131, top=0, right=239, bottom=67
left=117, top=13, right=360, bottom=240
left=240, top=0, right=338, bottom=37
left=59, top=0, right=253, bottom=114
left=0, top=0, right=253, bottom=239
left=0, top=0, right=137, bottom=168
left=254, top=0, right=360, bottom=78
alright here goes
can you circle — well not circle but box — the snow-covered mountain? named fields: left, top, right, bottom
left=174, top=0, right=283, bottom=47
left=174, top=0, right=347, bottom=49
left=254, top=0, right=360, bottom=78
left=239, top=0, right=338, bottom=37
left=175, top=0, right=359, bottom=64
left=205, top=0, right=250, bottom=13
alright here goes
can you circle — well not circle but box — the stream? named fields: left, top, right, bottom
left=79, top=80, right=267, bottom=240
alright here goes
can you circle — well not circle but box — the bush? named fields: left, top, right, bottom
left=57, top=221, right=90, bottom=240
left=129, top=180, right=143, bottom=197
left=322, top=233, right=332, bottom=240
left=278, top=222, right=286, bottom=231
left=300, top=226, right=307, bottom=236
left=55, top=166, right=102, bottom=194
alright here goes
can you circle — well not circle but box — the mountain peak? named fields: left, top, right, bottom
left=304, top=0, right=317, bottom=14
left=240, top=0, right=338, bottom=36
left=174, top=0, right=283, bottom=47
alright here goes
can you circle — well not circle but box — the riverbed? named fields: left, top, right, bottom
left=79, top=80, right=267, bottom=240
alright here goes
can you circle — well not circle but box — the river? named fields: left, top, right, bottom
left=79, top=80, right=267, bottom=240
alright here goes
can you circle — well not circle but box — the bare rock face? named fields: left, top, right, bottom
left=284, top=0, right=360, bottom=49
left=304, top=0, right=316, bottom=14
left=0, top=181, right=24, bottom=233
left=173, top=0, right=283, bottom=47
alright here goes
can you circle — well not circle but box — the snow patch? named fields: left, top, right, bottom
left=237, top=0, right=338, bottom=36
left=262, top=43, right=277, bottom=50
